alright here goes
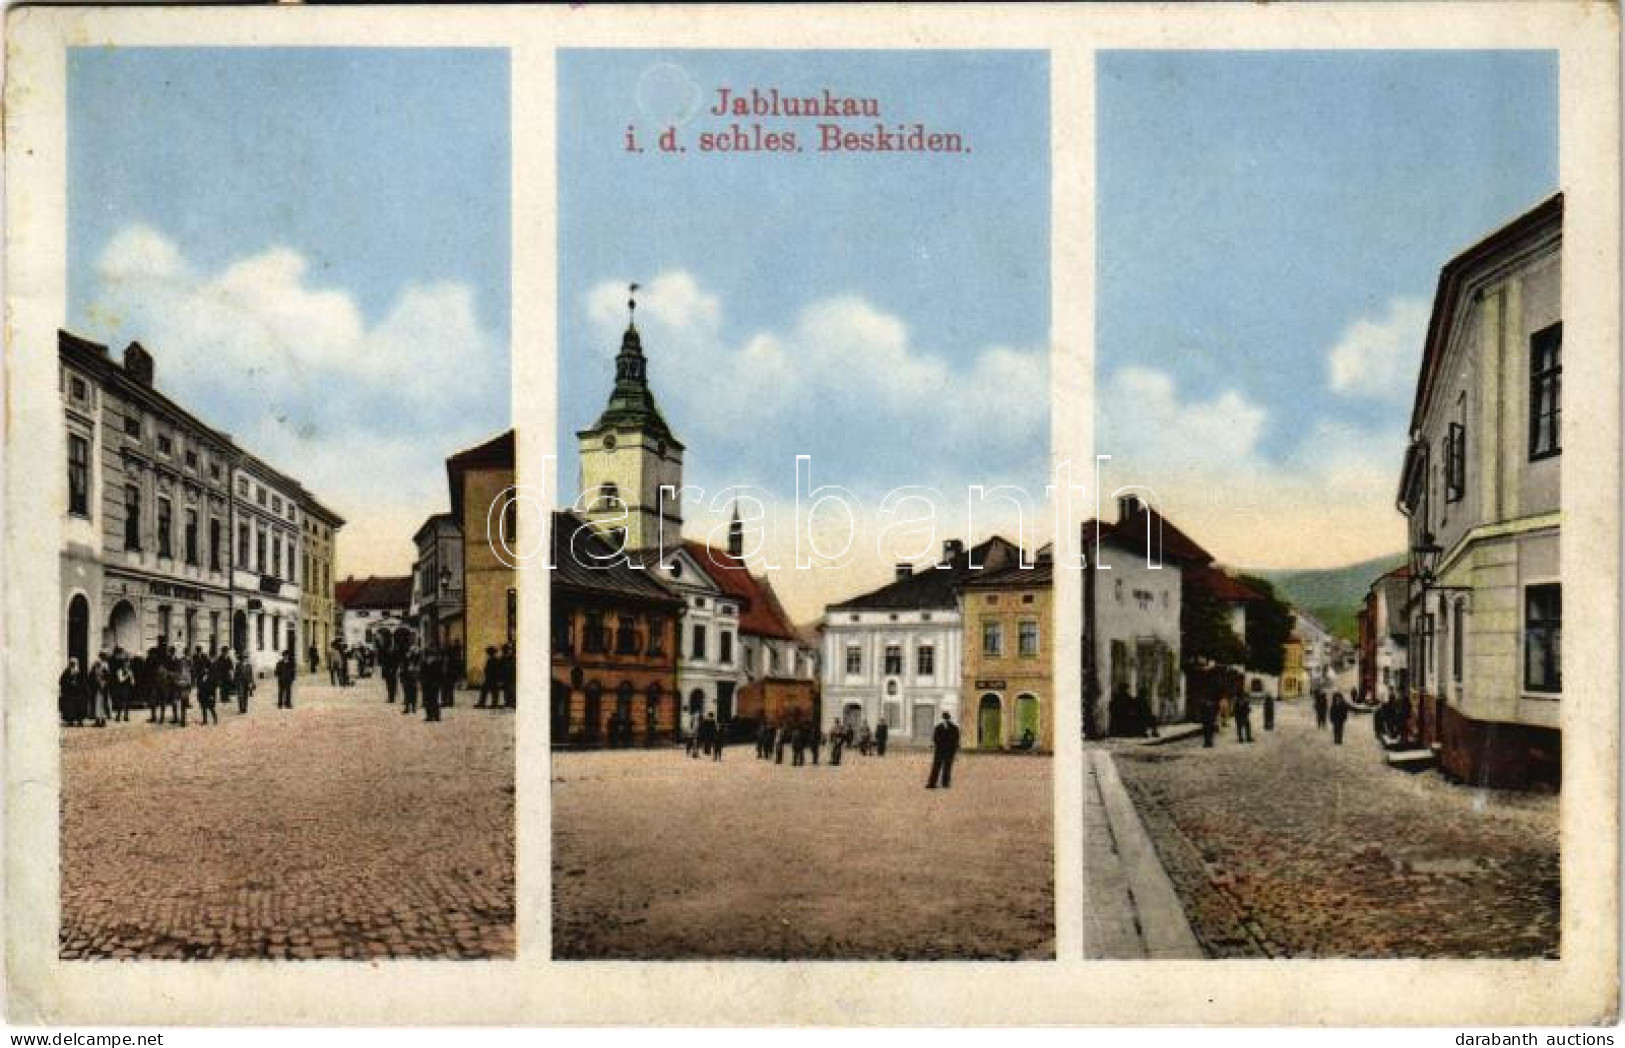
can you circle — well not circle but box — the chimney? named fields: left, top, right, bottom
left=123, top=342, right=154, bottom=387
left=1117, top=494, right=1142, bottom=524
left=895, top=562, right=913, bottom=581
left=943, top=539, right=965, bottom=563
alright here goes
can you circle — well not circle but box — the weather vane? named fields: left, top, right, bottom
left=628, top=282, right=640, bottom=323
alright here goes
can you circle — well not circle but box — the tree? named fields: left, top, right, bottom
left=1237, top=574, right=1294, bottom=677
left=1180, top=576, right=1245, bottom=670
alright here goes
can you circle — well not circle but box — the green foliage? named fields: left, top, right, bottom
left=1236, top=574, right=1295, bottom=676
left=1180, top=576, right=1245, bottom=670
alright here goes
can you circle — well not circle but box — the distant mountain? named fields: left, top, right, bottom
left=1250, top=553, right=1407, bottom=643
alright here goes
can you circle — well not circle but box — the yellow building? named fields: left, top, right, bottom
left=957, top=555, right=1053, bottom=752
left=1282, top=633, right=1306, bottom=699
left=299, top=494, right=343, bottom=672
left=447, top=430, right=516, bottom=687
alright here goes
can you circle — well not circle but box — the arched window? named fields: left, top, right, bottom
left=597, top=482, right=621, bottom=511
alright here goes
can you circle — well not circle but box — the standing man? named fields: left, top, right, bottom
left=276, top=650, right=297, bottom=709
left=809, top=721, right=822, bottom=765
left=500, top=643, right=517, bottom=708
left=1262, top=684, right=1276, bottom=732
left=1313, top=689, right=1328, bottom=730
left=196, top=652, right=218, bottom=725
left=1330, top=691, right=1349, bottom=745
left=926, top=711, right=960, bottom=789
left=329, top=640, right=342, bottom=686
left=308, top=642, right=320, bottom=675
left=712, top=718, right=727, bottom=761
left=477, top=646, right=499, bottom=708
left=1200, top=692, right=1218, bottom=748
left=875, top=719, right=889, bottom=757
left=419, top=648, right=442, bottom=720
left=791, top=722, right=807, bottom=767
left=172, top=646, right=193, bottom=727
left=235, top=651, right=255, bottom=715
left=1234, top=688, right=1253, bottom=744
left=829, top=718, right=846, bottom=766
left=381, top=646, right=400, bottom=704
left=400, top=649, right=420, bottom=715
left=439, top=649, right=457, bottom=710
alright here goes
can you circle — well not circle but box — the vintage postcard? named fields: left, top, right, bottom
left=3, top=2, right=1619, bottom=1031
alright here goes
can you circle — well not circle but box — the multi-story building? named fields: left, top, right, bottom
left=638, top=539, right=744, bottom=724
left=821, top=536, right=1021, bottom=744
left=1398, top=193, right=1562, bottom=789
left=1292, top=610, right=1336, bottom=692
left=410, top=511, right=464, bottom=652
left=447, top=429, right=516, bottom=686
left=1358, top=565, right=1410, bottom=705
left=299, top=493, right=344, bottom=668
left=550, top=510, right=683, bottom=746
left=1082, top=497, right=1206, bottom=736
left=231, top=455, right=305, bottom=675
left=1281, top=633, right=1307, bottom=700
left=60, top=333, right=236, bottom=664
left=336, top=575, right=413, bottom=652
left=959, top=551, right=1053, bottom=751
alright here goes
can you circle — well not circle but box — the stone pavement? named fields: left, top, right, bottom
left=1081, top=749, right=1202, bottom=958
left=1110, top=697, right=1559, bottom=958
left=60, top=675, right=514, bottom=960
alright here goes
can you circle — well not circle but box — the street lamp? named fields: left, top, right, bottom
left=1410, top=529, right=1443, bottom=587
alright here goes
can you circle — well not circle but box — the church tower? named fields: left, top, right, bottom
left=576, top=285, right=685, bottom=551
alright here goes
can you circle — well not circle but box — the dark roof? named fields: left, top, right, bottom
left=1185, top=564, right=1267, bottom=604
left=829, top=536, right=1023, bottom=611
left=576, top=324, right=684, bottom=448
left=336, top=575, right=413, bottom=610
left=1083, top=505, right=1213, bottom=566
left=551, top=511, right=682, bottom=609
left=447, top=429, right=515, bottom=522
left=681, top=541, right=798, bottom=640
left=959, top=555, right=1053, bottom=590
left=1408, top=193, right=1562, bottom=437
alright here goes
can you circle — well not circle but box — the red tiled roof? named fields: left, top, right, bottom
left=1185, top=564, right=1267, bottom=604
left=336, top=575, right=413, bottom=610
left=1083, top=506, right=1214, bottom=566
left=682, top=541, right=798, bottom=641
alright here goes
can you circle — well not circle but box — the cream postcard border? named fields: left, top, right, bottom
left=4, top=2, right=1617, bottom=1027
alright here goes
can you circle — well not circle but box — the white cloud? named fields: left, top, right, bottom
left=1326, top=296, right=1430, bottom=399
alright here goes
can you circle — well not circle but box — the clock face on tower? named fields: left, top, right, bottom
left=603, top=434, right=616, bottom=450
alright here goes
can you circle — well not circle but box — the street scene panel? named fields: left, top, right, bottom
left=57, top=48, right=515, bottom=960
left=551, top=49, right=1055, bottom=960
left=1084, top=51, right=1561, bottom=958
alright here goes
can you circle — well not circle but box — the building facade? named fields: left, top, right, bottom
left=638, top=542, right=744, bottom=723
left=411, top=512, right=465, bottom=651
left=448, top=430, right=516, bottom=686
left=336, top=575, right=413, bottom=652
left=1358, top=566, right=1410, bottom=705
left=959, top=556, right=1053, bottom=752
left=822, top=537, right=1020, bottom=745
left=551, top=510, right=683, bottom=746
left=299, top=494, right=344, bottom=669
left=60, top=334, right=236, bottom=666
left=1398, top=193, right=1562, bottom=789
left=231, top=455, right=306, bottom=675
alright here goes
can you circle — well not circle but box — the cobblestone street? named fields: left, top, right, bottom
left=1110, top=698, right=1560, bottom=958
left=553, top=749, right=1054, bottom=960
left=60, top=675, right=514, bottom=960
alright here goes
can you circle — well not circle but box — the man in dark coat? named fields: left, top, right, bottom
left=419, top=649, right=442, bottom=719
left=500, top=644, right=517, bottom=708
left=809, top=722, right=822, bottom=765
left=875, top=719, right=889, bottom=756
left=439, top=649, right=457, bottom=710
left=828, top=718, right=845, bottom=766
left=791, top=722, right=807, bottom=766
left=275, top=650, right=297, bottom=709
left=477, top=646, right=499, bottom=708
left=1330, top=691, right=1349, bottom=745
left=308, top=644, right=320, bottom=675
left=1200, top=693, right=1218, bottom=748
left=59, top=658, right=86, bottom=726
left=927, top=711, right=961, bottom=789
left=234, top=652, right=255, bottom=715
left=197, top=653, right=218, bottom=724
left=400, top=651, right=420, bottom=714
left=1262, top=687, right=1276, bottom=732
left=1313, top=689, right=1328, bottom=729
left=711, top=718, right=727, bottom=761
left=381, top=647, right=399, bottom=704
left=1234, top=690, right=1253, bottom=743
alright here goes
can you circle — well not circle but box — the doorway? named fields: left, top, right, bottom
left=67, top=594, right=90, bottom=668
left=107, top=600, right=138, bottom=654
left=978, top=693, right=1003, bottom=750
left=911, top=704, right=935, bottom=741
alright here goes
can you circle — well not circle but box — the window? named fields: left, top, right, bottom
left=1530, top=322, right=1562, bottom=460
left=719, top=631, right=733, bottom=665
left=156, top=497, right=172, bottom=558
left=157, top=433, right=172, bottom=457
left=210, top=462, right=222, bottom=482
left=256, top=529, right=267, bottom=573
left=70, top=375, right=87, bottom=401
left=184, top=508, right=198, bottom=565
left=585, top=607, right=611, bottom=649
left=916, top=645, right=935, bottom=677
left=647, top=616, right=665, bottom=656
left=503, top=498, right=517, bottom=547
left=272, top=495, right=282, bottom=513
left=615, top=616, right=637, bottom=655
left=238, top=522, right=250, bottom=566
left=1524, top=584, right=1561, bottom=693
left=124, top=415, right=141, bottom=438
left=67, top=433, right=89, bottom=517
left=1451, top=599, right=1464, bottom=684
left=209, top=518, right=222, bottom=571
left=597, top=482, right=620, bottom=511
left=124, top=484, right=141, bottom=550
left=256, top=486, right=266, bottom=507
left=983, top=620, right=1004, bottom=656
left=691, top=623, right=707, bottom=660
left=1019, top=620, right=1040, bottom=657
left=883, top=645, right=902, bottom=675
left=1445, top=422, right=1466, bottom=502
left=237, top=478, right=249, bottom=497
left=845, top=646, right=862, bottom=675
left=273, top=534, right=283, bottom=579
left=256, top=613, right=265, bottom=651
left=185, top=449, right=198, bottom=470
left=769, top=646, right=780, bottom=674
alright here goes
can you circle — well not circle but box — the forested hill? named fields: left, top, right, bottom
left=1251, top=552, right=1407, bottom=642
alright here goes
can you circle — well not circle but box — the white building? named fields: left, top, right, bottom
left=821, top=536, right=1020, bottom=744
left=1398, top=193, right=1562, bottom=789
left=231, top=455, right=305, bottom=675
left=1293, top=610, right=1336, bottom=692
left=410, top=512, right=463, bottom=651
left=336, top=575, right=413, bottom=652
left=639, top=540, right=744, bottom=722
left=1083, top=497, right=1195, bottom=734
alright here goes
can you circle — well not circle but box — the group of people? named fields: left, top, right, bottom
left=372, top=641, right=514, bottom=723
left=1312, top=688, right=1352, bottom=744
left=686, top=709, right=963, bottom=790
left=58, top=643, right=298, bottom=728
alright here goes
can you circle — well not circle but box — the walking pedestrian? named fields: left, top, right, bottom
left=439, top=650, right=457, bottom=710
left=477, top=646, right=498, bottom=708
left=859, top=722, right=872, bottom=757
left=1313, top=689, right=1328, bottom=729
left=926, top=711, right=960, bottom=789
left=112, top=650, right=134, bottom=723
left=401, top=650, right=420, bottom=714
left=89, top=653, right=111, bottom=727
left=875, top=719, right=889, bottom=756
left=307, top=643, right=320, bottom=675
left=712, top=720, right=727, bottom=761
left=829, top=719, right=846, bottom=766
left=774, top=724, right=787, bottom=764
left=1200, top=693, right=1218, bottom=748
left=420, top=649, right=442, bottom=719
left=1330, top=691, right=1349, bottom=745
left=382, top=648, right=400, bottom=704
left=1262, top=686, right=1276, bottom=732
left=499, top=643, right=517, bottom=708
left=58, top=658, right=86, bottom=727
left=791, top=722, right=807, bottom=766
left=197, top=654, right=218, bottom=725
left=275, top=650, right=297, bottom=709
left=173, top=647, right=193, bottom=727
left=234, top=651, right=255, bottom=715
left=810, top=723, right=822, bottom=765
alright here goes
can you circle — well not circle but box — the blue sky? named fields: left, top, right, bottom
left=1097, top=50, right=1557, bottom=568
left=557, top=49, right=1050, bottom=498
left=67, top=47, right=511, bottom=575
